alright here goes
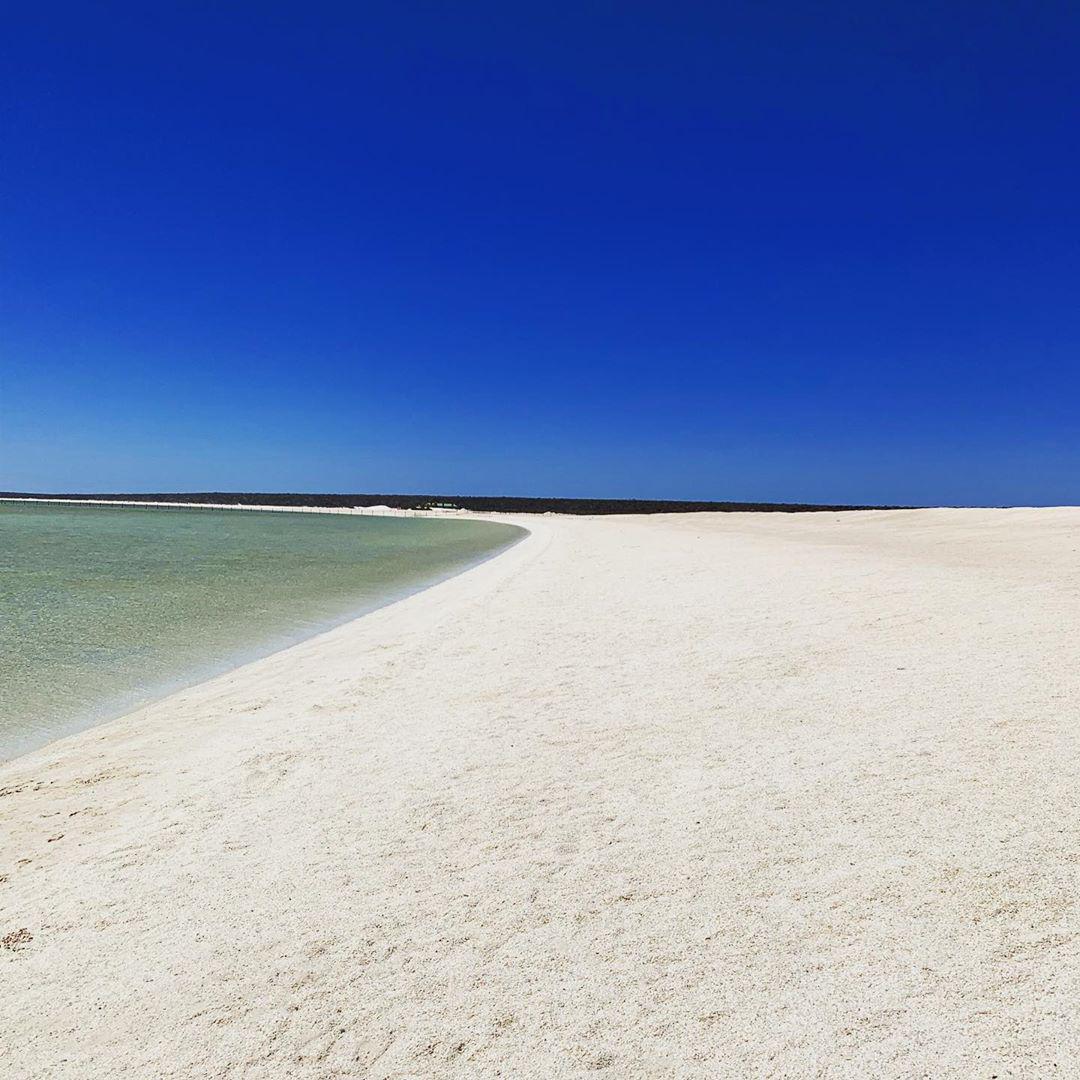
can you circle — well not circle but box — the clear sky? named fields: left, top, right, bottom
left=3, top=3, right=1078, bottom=504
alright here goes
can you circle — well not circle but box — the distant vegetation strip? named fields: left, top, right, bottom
left=1, top=492, right=908, bottom=515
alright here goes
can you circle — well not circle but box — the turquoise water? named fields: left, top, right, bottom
left=0, top=503, right=523, bottom=760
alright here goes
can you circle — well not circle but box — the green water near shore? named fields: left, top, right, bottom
left=0, top=503, right=523, bottom=760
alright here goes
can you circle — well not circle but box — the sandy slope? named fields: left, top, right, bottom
left=2, top=509, right=1079, bottom=1078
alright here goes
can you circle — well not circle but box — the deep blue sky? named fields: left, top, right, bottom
left=3, top=3, right=1079, bottom=504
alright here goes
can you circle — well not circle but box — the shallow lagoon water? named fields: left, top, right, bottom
left=0, top=503, right=522, bottom=759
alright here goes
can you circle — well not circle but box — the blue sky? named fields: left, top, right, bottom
left=3, top=2, right=1079, bottom=504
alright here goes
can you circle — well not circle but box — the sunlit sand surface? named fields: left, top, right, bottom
left=3, top=508, right=1079, bottom=1077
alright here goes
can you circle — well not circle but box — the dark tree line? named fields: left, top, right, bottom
left=1, top=491, right=906, bottom=514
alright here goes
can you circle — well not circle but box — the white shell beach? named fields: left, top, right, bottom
left=2, top=507, right=1079, bottom=1077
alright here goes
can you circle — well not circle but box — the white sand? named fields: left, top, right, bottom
left=3, top=508, right=1079, bottom=1077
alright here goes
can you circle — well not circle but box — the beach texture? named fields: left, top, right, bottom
left=2, top=508, right=1079, bottom=1077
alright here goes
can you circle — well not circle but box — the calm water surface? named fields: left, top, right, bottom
left=0, top=503, right=523, bottom=759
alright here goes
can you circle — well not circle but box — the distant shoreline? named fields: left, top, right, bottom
left=0, top=490, right=906, bottom=515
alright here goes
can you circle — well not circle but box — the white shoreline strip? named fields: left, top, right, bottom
left=0, top=496, right=478, bottom=519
